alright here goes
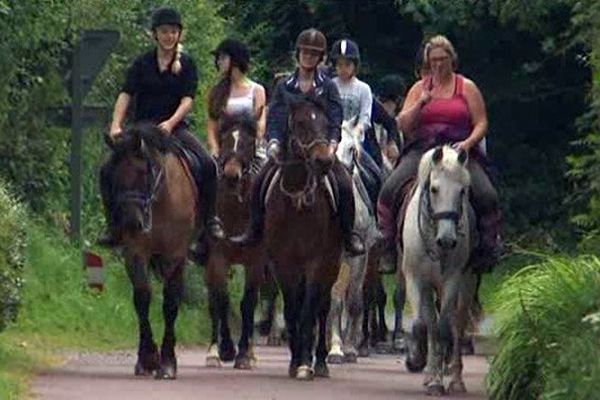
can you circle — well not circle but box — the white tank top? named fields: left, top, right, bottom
left=225, top=81, right=256, bottom=116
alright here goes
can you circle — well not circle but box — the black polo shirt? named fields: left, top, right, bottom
left=122, top=49, right=198, bottom=125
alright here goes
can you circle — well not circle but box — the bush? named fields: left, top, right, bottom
left=0, top=180, right=27, bottom=331
left=487, top=254, right=600, bottom=399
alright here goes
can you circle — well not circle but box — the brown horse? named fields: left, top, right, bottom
left=263, top=97, right=343, bottom=380
left=104, top=124, right=198, bottom=379
left=203, top=113, right=267, bottom=369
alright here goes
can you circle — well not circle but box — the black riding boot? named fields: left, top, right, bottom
left=229, top=160, right=275, bottom=246
left=97, top=162, right=121, bottom=248
left=333, top=162, right=365, bottom=257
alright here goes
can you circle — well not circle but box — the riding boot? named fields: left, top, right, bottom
left=229, top=161, right=274, bottom=246
left=334, top=162, right=365, bottom=257
left=97, top=162, right=121, bottom=248
left=470, top=208, right=502, bottom=273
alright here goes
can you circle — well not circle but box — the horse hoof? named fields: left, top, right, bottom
left=344, top=352, right=358, bottom=364
left=219, top=343, right=237, bottom=362
left=392, top=339, right=407, bottom=355
left=448, top=380, right=467, bottom=394
left=206, top=356, right=222, bottom=368
left=426, top=383, right=445, bottom=396
left=154, top=365, right=177, bottom=380
left=327, top=353, right=344, bottom=364
left=358, top=346, right=369, bottom=358
left=314, top=363, right=329, bottom=378
left=296, top=365, right=314, bottom=381
left=134, top=362, right=155, bottom=376
left=406, top=356, right=426, bottom=373
left=375, top=342, right=392, bottom=354
left=233, top=356, right=253, bottom=370
left=288, top=364, right=299, bottom=378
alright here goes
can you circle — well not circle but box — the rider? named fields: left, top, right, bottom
left=230, top=28, right=365, bottom=256
left=99, top=6, right=225, bottom=247
left=206, top=38, right=267, bottom=157
left=377, top=35, right=502, bottom=271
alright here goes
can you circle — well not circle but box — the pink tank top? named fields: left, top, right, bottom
left=419, top=74, right=472, bottom=143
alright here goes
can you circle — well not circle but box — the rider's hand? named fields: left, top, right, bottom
left=328, top=141, right=337, bottom=157
left=453, top=140, right=473, bottom=153
left=419, top=87, right=432, bottom=107
left=109, top=125, right=123, bottom=139
left=267, top=140, right=281, bottom=160
left=158, top=120, right=174, bottom=136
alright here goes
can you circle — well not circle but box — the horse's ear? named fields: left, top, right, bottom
left=457, top=148, right=468, bottom=165
left=432, top=146, right=443, bottom=164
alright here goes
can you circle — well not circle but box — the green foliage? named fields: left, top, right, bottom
left=0, top=180, right=26, bottom=332
left=487, top=255, right=600, bottom=399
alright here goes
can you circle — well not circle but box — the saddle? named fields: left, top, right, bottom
left=170, top=137, right=200, bottom=204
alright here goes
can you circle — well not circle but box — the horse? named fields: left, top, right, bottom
left=102, top=123, right=199, bottom=379
left=262, top=97, right=343, bottom=380
left=327, top=117, right=384, bottom=364
left=203, top=113, right=267, bottom=369
left=401, top=145, right=478, bottom=395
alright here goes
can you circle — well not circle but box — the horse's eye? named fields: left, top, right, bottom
left=430, top=186, right=439, bottom=194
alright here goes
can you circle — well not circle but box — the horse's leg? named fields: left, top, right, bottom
left=404, top=272, right=427, bottom=374
left=156, top=258, right=185, bottom=380
left=447, top=273, right=477, bottom=394
left=327, top=263, right=348, bottom=365
left=314, top=292, right=331, bottom=378
left=392, top=268, right=407, bottom=353
left=422, top=283, right=444, bottom=396
left=281, top=280, right=301, bottom=378
left=204, top=254, right=233, bottom=367
left=297, top=280, right=322, bottom=381
left=234, top=265, right=260, bottom=370
left=358, top=283, right=372, bottom=357
left=258, top=267, right=277, bottom=337
left=126, top=255, right=159, bottom=376
left=343, top=255, right=367, bottom=363
left=375, top=275, right=389, bottom=345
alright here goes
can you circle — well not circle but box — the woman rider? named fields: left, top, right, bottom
left=99, top=6, right=225, bottom=247
left=206, top=38, right=267, bottom=157
left=377, top=35, right=501, bottom=271
left=231, top=28, right=365, bottom=256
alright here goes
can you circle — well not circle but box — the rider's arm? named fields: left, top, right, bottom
left=325, top=81, right=343, bottom=145
left=164, top=96, right=194, bottom=131
left=462, top=79, right=488, bottom=151
left=373, top=99, right=402, bottom=150
left=110, top=92, right=131, bottom=135
left=254, top=84, right=267, bottom=140
left=397, top=81, right=426, bottom=140
left=206, top=117, right=219, bottom=157
left=357, top=83, right=373, bottom=133
left=160, top=56, right=198, bottom=134
left=266, top=81, right=287, bottom=145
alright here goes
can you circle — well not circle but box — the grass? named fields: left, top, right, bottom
left=0, top=223, right=245, bottom=399
left=487, top=254, right=600, bottom=400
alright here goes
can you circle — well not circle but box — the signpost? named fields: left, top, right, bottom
left=69, top=29, right=119, bottom=241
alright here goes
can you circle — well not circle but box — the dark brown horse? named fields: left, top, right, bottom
left=203, top=113, right=267, bottom=369
left=104, top=124, right=198, bottom=379
left=263, top=98, right=343, bottom=380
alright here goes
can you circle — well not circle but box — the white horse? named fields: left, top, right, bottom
left=327, top=118, right=383, bottom=363
left=401, top=145, right=478, bottom=396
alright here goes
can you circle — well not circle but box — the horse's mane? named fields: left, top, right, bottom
left=110, top=123, right=174, bottom=155
left=417, top=145, right=471, bottom=187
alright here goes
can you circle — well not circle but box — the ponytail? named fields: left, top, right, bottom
left=208, top=72, right=232, bottom=120
left=171, top=43, right=183, bottom=75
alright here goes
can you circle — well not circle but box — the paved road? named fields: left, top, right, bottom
left=34, top=346, right=488, bottom=400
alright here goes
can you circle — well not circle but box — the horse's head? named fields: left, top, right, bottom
left=105, top=124, right=166, bottom=234
left=418, top=145, right=470, bottom=250
left=217, top=112, right=257, bottom=183
left=288, top=97, right=332, bottom=175
left=337, top=115, right=361, bottom=169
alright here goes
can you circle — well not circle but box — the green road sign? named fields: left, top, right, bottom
left=70, top=30, right=119, bottom=241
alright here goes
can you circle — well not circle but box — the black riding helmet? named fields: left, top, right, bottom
left=376, top=74, right=406, bottom=104
left=330, top=39, right=360, bottom=66
left=151, top=6, right=183, bottom=30
left=212, top=39, right=250, bottom=73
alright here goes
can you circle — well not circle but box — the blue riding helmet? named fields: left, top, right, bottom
left=330, top=39, right=361, bottom=65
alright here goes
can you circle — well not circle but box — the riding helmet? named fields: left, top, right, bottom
left=151, top=6, right=183, bottom=30
left=295, top=28, right=327, bottom=58
left=212, top=39, right=250, bottom=73
left=330, top=39, right=360, bottom=65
